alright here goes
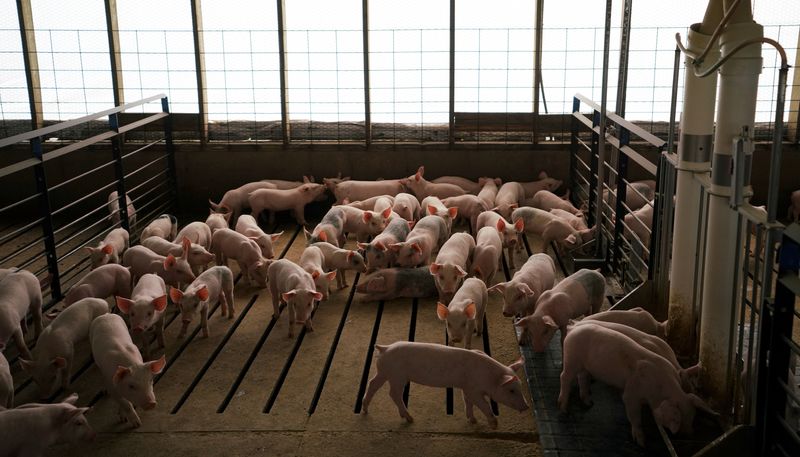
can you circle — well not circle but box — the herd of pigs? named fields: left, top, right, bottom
left=3, top=166, right=798, bottom=456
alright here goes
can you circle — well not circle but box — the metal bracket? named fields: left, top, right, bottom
left=730, top=126, right=753, bottom=209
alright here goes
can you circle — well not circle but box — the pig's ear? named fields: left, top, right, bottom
left=542, top=315, right=558, bottom=329
left=318, top=231, right=328, bottom=242
left=465, top=303, right=477, bottom=320
left=325, top=270, right=337, bottom=281
left=347, top=250, right=355, bottom=260
left=282, top=291, right=297, bottom=302
left=381, top=207, right=392, bottom=219
left=500, top=375, right=519, bottom=386
left=152, top=295, right=168, bottom=312
left=19, top=358, right=35, bottom=374
left=375, top=241, right=387, bottom=251
left=519, top=283, right=535, bottom=297
left=366, top=276, right=385, bottom=292
left=302, top=175, right=311, bottom=183
left=407, top=221, right=415, bottom=230
left=148, top=355, right=167, bottom=375
left=312, top=291, right=323, bottom=301
left=472, top=265, right=482, bottom=278
left=164, top=254, right=177, bottom=270
left=112, top=366, right=132, bottom=384
left=455, top=265, right=468, bottom=277
left=181, top=237, right=192, bottom=256
left=222, top=212, right=232, bottom=222
left=448, top=207, right=458, bottom=218
left=101, top=244, right=114, bottom=255
left=508, top=357, right=524, bottom=372
left=116, top=297, right=134, bottom=314
left=362, top=212, right=373, bottom=223
left=688, top=393, right=719, bottom=417
left=496, top=218, right=506, bottom=232
left=84, top=246, right=96, bottom=254
left=416, top=166, right=424, bottom=178
left=52, top=356, right=67, bottom=368
left=429, top=263, right=441, bottom=275
left=388, top=243, right=403, bottom=252
left=488, top=282, right=506, bottom=294
left=62, top=393, right=80, bottom=405
left=514, top=218, right=525, bottom=232
left=494, top=178, right=502, bottom=186
left=436, top=302, right=449, bottom=321
left=426, top=205, right=437, bottom=216
left=270, top=232, right=283, bottom=242
left=411, top=243, right=423, bottom=254
left=538, top=171, right=548, bottom=179
left=685, top=363, right=701, bottom=377
left=169, top=287, right=184, bottom=303
left=565, top=234, right=577, bottom=246
left=509, top=203, right=519, bottom=211
left=312, top=270, right=321, bottom=279
left=357, top=242, right=369, bottom=250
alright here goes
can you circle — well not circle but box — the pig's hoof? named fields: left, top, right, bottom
left=467, top=417, right=477, bottom=424
left=404, top=414, right=414, bottom=423
left=201, top=332, right=209, bottom=339
left=488, top=418, right=498, bottom=429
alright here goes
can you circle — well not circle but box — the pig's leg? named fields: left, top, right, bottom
left=462, top=390, right=477, bottom=423
left=139, top=333, right=151, bottom=360
left=337, top=269, right=346, bottom=289
left=465, top=322, right=473, bottom=350
left=388, top=381, right=413, bottom=423
left=506, top=246, right=516, bottom=270
left=558, top=365, right=577, bottom=412
left=225, top=286, right=235, bottom=319
left=361, top=373, right=387, bottom=414
left=294, top=205, right=306, bottom=225
left=200, top=305, right=209, bottom=338
left=622, top=389, right=646, bottom=446
left=120, top=397, right=142, bottom=428
left=287, top=303, right=296, bottom=338
left=470, top=392, right=497, bottom=429
left=13, top=328, right=31, bottom=360
left=269, top=282, right=280, bottom=319
left=31, top=296, right=43, bottom=338
left=577, top=371, right=593, bottom=407
left=156, top=318, right=165, bottom=349
left=268, top=210, right=276, bottom=227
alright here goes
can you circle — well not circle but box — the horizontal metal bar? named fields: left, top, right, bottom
left=117, top=112, right=169, bottom=134
left=619, top=145, right=658, bottom=175
left=778, top=272, right=800, bottom=298
left=121, top=138, right=165, bottom=160
left=0, top=237, right=44, bottom=267
left=53, top=200, right=114, bottom=238
left=0, top=193, right=41, bottom=215
left=131, top=188, right=172, bottom=216
left=0, top=158, right=41, bottom=179
left=124, top=156, right=168, bottom=182
left=780, top=334, right=800, bottom=357
left=58, top=258, right=92, bottom=289
left=0, top=219, right=43, bottom=246
left=129, top=179, right=169, bottom=206
left=51, top=181, right=119, bottom=218
left=130, top=200, right=173, bottom=244
left=778, top=378, right=800, bottom=409
left=48, top=159, right=117, bottom=192
left=55, top=215, right=116, bottom=254
left=41, top=131, right=117, bottom=163
left=573, top=93, right=666, bottom=146
left=18, top=250, right=47, bottom=273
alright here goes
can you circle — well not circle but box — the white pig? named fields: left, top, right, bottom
left=437, top=277, right=488, bottom=349
left=432, top=176, right=482, bottom=194
left=362, top=342, right=528, bottom=428
left=116, top=273, right=168, bottom=359
left=205, top=210, right=231, bottom=233
left=0, top=351, right=11, bottom=408
left=490, top=253, right=556, bottom=317
left=581, top=307, right=668, bottom=339
left=305, top=206, right=347, bottom=248
left=0, top=393, right=95, bottom=455
left=169, top=266, right=235, bottom=339
left=624, top=200, right=654, bottom=252
left=326, top=179, right=405, bottom=205
left=86, top=228, right=129, bottom=269
left=392, top=192, right=421, bottom=222
left=358, top=217, right=412, bottom=272
left=208, top=180, right=278, bottom=226
left=210, top=228, right=270, bottom=287
left=299, top=245, right=337, bottom=300
left=355, top=267, right=438, bottom=302
left=520, top=171, right=563, bottom=198
left=389, top=215, right=448, bottom=268
left=122, top=244, right=196, bottom=288
left=494, top=182, right=525, bottom=221
left=421, top=195, right=458, bottom=234
left=470, top=226, right=504, bottom=286
left=90, top=314, right=165, bottom=428
left=108, top=190, right=137, bottom=230
left=531, top=190, right=582, bottom=215
left=140, top=214, right=177, bottom=241
left=337, top=204, right=393, bottom=242
left=404, top=166, right=466, bottom=200
left=475, top=210, right=524, bottom=269
left=441, top=194, right=490, bottom=234
left=0, top=269, right=43, bottom=360
left=311, top=242, right=367, bottom=289
left=235, top=214, right=283, bottom=259
left=174, top=221, right=213, bottom=250
left=512, top=206, right=594, bottom=254
left=20, top=297, right=109, bottom=399
left=346, top=195, right=395, bottom=213
left=141, top=236, right=215, bottom=275
left=248, top=183, right=327, bottom=226
left=267, top=259, right=323, bottom=338
left=477, top=177, right=502, bottom=210
left=62, top=263, right=132, bottom=307
left=430, top=232, right=475, bottom=304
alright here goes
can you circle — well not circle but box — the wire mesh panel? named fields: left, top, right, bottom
left=0, top=0, right=30, bottom=137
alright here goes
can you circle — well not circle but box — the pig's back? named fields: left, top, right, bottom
left=90, top=314, right=142, bottom=369
left=566, top=269, right=605, bottom=306
left=377, top=342, right=494, bottom=388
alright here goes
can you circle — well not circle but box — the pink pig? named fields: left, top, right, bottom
left=475, top=210, right=524, bottom=269
left=470, top=226, right=503, bottom=285
left=392, top=192, right=421, bottom=222
left=520, top=171, right=563, bottom=199
left=140, top=214, right=177, bottom=241
left=624, top=201, right=654, bottom=253
left=531, top=190, right=582, bottom=215
left=175, top=221, right=213, bottom=249
left=490, top=253, right=555, bottom=317
left=362, top=341, right=528, bottom=428
left=116, top=273, right=168, bottom=359
left=432, top=175, right=482, bottom=194
left=306, top=206, right=347, bottom=247
left=1, top=351, right=12, bottom=408
left=404, top=166, right=466, bottom=200
left=205, top=210, right=231, bottom=234
left=141, top=236, right=215, bottom=275
left=208, top=180, right=277, bottom=226
left=477, top=177, right=502, bottom=210
left=63, top=263, right=132, bottom=307
left=581, top=307, right=668, bottom=339
left=515, top=268, right=605, bottom=352
left=325, top=178, right=405, bottom=205
left=358, top=217, right=412, bottom=272
left=122, top=244, right=196, bottom=287
left=86, top=228, right=129, bottom=269
left=421, top=196, right=458, bottom=235
left=267, top=259, right=323, bottom=338
left=493, top=182, right=525, bottom=221
left=512, top=207, right=594, bottom=254
left=789, top=190, right=800, bottom=222
left=210, top=228, right=270, bottom=287
left=430, top=232, right=475, bottom=304
left=0, top=269, right=43, bottom=360
left=248, top=183, right=327, bottom=226
left=108, top=190, right=137, bottom=230
left=441, top=194, right=490, bottom=234
left=311, top=241, right=367, bottom=289
left=346, top=195, right=395, bottom=213
left=337, top=204, right=393, bottom=242
left=0, top=393, right=95, bottom=455
left=355, top=267, right=438, bottom=302
left=235, top=214, right=283, bottom=259
left=170, top=266, right=235, bottom=338
left=299, top=245, right=337, bottom=300
left=437, top=277, right=487, bottom=349
left=389, top=215, right=448, bottom=268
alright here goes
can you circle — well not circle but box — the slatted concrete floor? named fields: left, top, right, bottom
left=7, top=218, right=546, bottom=457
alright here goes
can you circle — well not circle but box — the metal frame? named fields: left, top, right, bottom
left=532, top=0, right=544, bottom=141
left=276, top=0, right=290, bottom=145
left=362, top=0, right=372, bottom=146
left=448, top=0, right=455, bottom=146
left=104, top=0, right=124, bottom=107
left=16, top=0, right=42, bottom=130
left=190, top=0, right=209, bottom=143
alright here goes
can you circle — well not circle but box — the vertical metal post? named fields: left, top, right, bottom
left=532, top=0, right=543, bottom=143
left=108, top=113, right=130, bottom=233
left=16, top=0, right=43, bottom=130
left=362, top=0, right=371, bottom=146
left=587, top=110, right=600, bottom=228
left=615, top=0, right=633, bottom=117
left=448, top=0, right=455, bottom=146
left=190, top=0, right=209, bottom=143
left=104, top=0, right=124, bottom=107
left=569, top=96, right=580, bottom=203
left=31, top=138, right=61, bottom=301
left=162, top=96, right=177, bottom=214
left=787, top=27, right=800, bottom=143
left=612, top=129, right=630, bottom=274
left=593, top=0, right=612, bottom=257
left=276, top=0, right=290, bottom=145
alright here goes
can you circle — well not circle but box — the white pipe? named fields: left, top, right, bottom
left=699, top=0, right=762, bottom=411
left=667, top=0, right=722, bottom=358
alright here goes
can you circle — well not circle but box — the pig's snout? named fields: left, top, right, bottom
left=502, top=310, right=513, bottom=318
left=143, top=400, right=157, bottom=410
left=450, top=337, right=462, bottom=343
left=132, top=326, right=144, bottom=334
left=182, top=318, right=192, bottom=324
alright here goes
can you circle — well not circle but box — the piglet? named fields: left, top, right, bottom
left=175, top=221, right=213, bottom=250
left=210, top=228, right=270, bottom=287
left=432, top=175, right=482, bottom=194
left=582, top=307, right=668, bottom=339
left=268, top=259, right=322, bottom=338
left=236, top=214, right=283, bottom=259
left=389, top=215, right=448, bottom=268
left=356, top=267, right=438, bottom=302
left=358, top=217, right=411, bottom=271
left=392, top=192, right=421, bottom=222
left=63, top=263, right=132, bottom=307
left=421, top=196, right=458, bottom=234
left=0, top=269, right=43, bottom=360
left=205, top=210, right=230, bottom=234
left=141, top=236, right=215, bottom=275
left=108, top=190, right=137, bottom=230
left=441, top=194, right=490, bottom=234
left=430, top=232, right=475, bottom=304
left=116, top=274, right=168, bottom=359
left=122, top=245, right=196, bottom=288
left=789, top=189, right=800, bottom=222
left=494, top=182, right=525, bottom=221
left=470, top=226, right=503, bottom=286
left=326, top=179, right=405, bottom=205
left=140, top=214, right=177, bottom=241
left=520, top=172, right=563, bottom=199
left=0, top=352, right=11, bottom=408
left=437, top=277, right=487, bottom=349
left=299, top=245, right=337, bottom=300
left=311, top=242, right=367, bottom=289
left=90, top=314, right=165, bottom=428
left=477, top=177, right=502, bottom=210
left=346, top=195, right=395, bottom=213
left=362, top=342, right=528, bottom=428
left=208, top=180, right=278, bottom=226
left=0, top=393, right=94, bottom=455
left=337, top=204, right=392, bottom=242
left=404, top=166, right=466, bottom=200
left=531, top=190, right=581, bottom=215
left=248, top=183, right=327, bottom=226
left=558, top=323, right=716, bottom=446
left=86, top=228, right=129, bottom=269
left=170, top=266, right=235, bottom=339
left=624, top=201, right=654, bottom=253
left=20, top=297, right=109, bottom=399
left=305, top=206, right=347, bottom=247
left=512, top=207, right=593, bottom=253
left=515, top=268, right=605, bottom=352
left=490, top=253, right=555, bottom=317
left=476, top=210, right=524, bottom=269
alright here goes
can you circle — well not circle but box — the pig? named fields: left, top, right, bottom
left=493, top=182, right=525, bottom=221
left=235, top=214, right=283, bottom=259
left=115, top=274, right=167, bottom=359
left=325, top=178, right=404, bottom=205
left=512, top=206, right=594, bottom=254
left=267, top=259, right=323, bottom=338
left=63, top=264, right=132, bottom=307
left=362, top=342, right=528, bottom=428
left=20, top=297, right=109, bottom=399
left=581, top=307, right=668, bottom=339
left=595, top=180, right=656, bottom=215
left=356, top=267, right=438, bottom=302
left=0, top=269, right=43, bottom=360
left=789, top=189, right=800, bottom=222
left=531, top=189, right=581, bottom=215
left=550, top=208, right=590, bottom=232
left=122, top=244, right=196, bottom=288
left=174, top=221, right=213, bottom=249
left=0, top=351, right=11, bottom=408
left=337, top=204, right=393, bottom=242
left=85, top=228, right=129, bottom=269
left=208, top=180, right=278, bottom=226
left=470, top=226, right=504, bottom=286
left=346, top=195, right=395, bottom=213
left=90, top=314, right=166, bottom=428
left=169, top=266, right=235, bottom=339
left=305, top=206, right=347, bottom=248
left=108, top=190, right=137, bottom=230
left=210, top=228, right=270, bottom=287
left=404, top=166, right=466, bottom=200
left=248, top=183, right=327, bottom=226
left=431, top=176, right=482, bottom=194
left=477, top=177, right=502, bottom=209
left=0, top=393, right=95, bottom=455
left=358, top=217, right=411, bottom=272
left=311, top=242, right=367, bottom=289
left=392, top=192, right=421, bottom=222
left=299, top=245, right=337, bottom=301
left=490, top=253, right=556, bottom=317
left=571, top=319, right=699, bottom=393
left=141, top=236, right=215, bottom=275
left=421, top=195, right=458, bottom=234
left=515, top=268, right=605, bottom=352
left=205, top=210, right=230, bottom=233
left=437, top=277, right=487, bottom=349
left=558, top=323, right=716, bottom=446
left=624, top=200, right=654, bottom=250
left=441, top=194, right=490, bottom=234
left=389, top=215, right=448, bottom=268
left=475, top=210, right=524, bottom=269
left=263, top=177, right=314, bottom=190
left=520, top=171, right=563, bottom=199
left=140, top=214, right=177, bottom=241
left=430, top=232, right=475, bottom=304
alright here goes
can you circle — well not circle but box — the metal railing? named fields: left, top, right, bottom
left=0, top=94, right=176, bottom=316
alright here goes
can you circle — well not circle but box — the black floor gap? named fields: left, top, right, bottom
left=402, top=299, right=418, bottom=407
left=354, top=300, right=384, bottom=413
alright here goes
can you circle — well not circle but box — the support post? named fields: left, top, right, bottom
left=593, top=0, right=612, bottom=257
left=532, top=0, right=543, bottom=143
left=190, top=0, right=208, bottom=143
left=362, top=0, right=371, bottom=146
left=276, top=0, right=290, bottom=145
left=615, top=0, right=633, bottom=117
left=108, top=113, right=130, bottom=233
left=448, top=0, right=455, bottom=146
left=16, top=0, right=43, bottom=130
left=612, top=129, right=630, bottom=273
left=787, top=27, right=800, bottom=143
left=104, top=0, right=124, bottom=107
left=162, top=97, right=177, bottom=214
left=32, top=137, right=61, bottom=301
